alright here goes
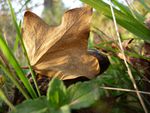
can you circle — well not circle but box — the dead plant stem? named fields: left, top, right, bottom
left=109, top=0, right=148, bottom=113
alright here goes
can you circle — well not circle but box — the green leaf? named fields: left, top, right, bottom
left=88, top=32, right=94, bottom=49
left=80, top=0, right=150, bottom=42
left=112, top=0, right=145, bottom=22
left=47, top=78, right=68, bottom=109
left=10, top=97, right=49, bottom=113
left=50, top=105, right=70, bottom=113
left=112, top=0, right=134, bottom=17
left=0, top=61, right=30, bottom=99
left=7, top=0, right=40, bottom=97
left=67, top=82, right=99, bottom=109
left=13, top=21, right=21, bottom=52
left=10, top=96, right=70, bottom=113
left=59, top=105, right=70, bottom=113
left=0, top=35, right=36, bottom=98
left=7, top=0, right=21, bottom=38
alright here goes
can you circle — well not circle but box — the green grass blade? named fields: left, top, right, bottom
left=18, top=0, right=31, bottom=13
left=112, top=0, right=145, bottom=22
left=0, top=89, right=16, bottom=111
left=0, top=35, right=37, bottom=98
left=13, top=21, right=21, bottom=52
left=80, top=0, right=150, bottom=42
left=112, top=0, right=133, bottom=17
left=88, top=32, right=94, bottom=49
left=7, top=0, right=41, bottom=97
left=7, top=0, right=21, bottom=38
left=13, top=35, right=20, bottom=52
left=0, top=61, right=30, bottom=99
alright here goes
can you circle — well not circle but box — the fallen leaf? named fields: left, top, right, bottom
left=22, top=7, right=100, bottom=80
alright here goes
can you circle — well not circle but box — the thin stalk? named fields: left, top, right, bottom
left=100, top=86, right=150, bottom=95
left=7, top=0, right=41, bottom=97
left=109, top=0, right=148, bottom=113
left=29, top=67, right=41, bottom=96
left=0, top=61, right=30, bottom=99
left=0, top=89, right=16, bottom=111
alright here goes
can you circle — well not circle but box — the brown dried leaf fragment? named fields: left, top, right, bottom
left=22, top=7, right=100, bottom=80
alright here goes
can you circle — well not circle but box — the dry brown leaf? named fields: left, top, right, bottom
left=22, top=7, right=100, bottom=80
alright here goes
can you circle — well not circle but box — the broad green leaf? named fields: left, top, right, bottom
left=50, top=105, right=70, bottom=113
left=10, top=97, right=49, bottom=113
left=80, top=0, right=150, bottom=42
left=47, top=78, right=68, bottom=109
left=67, top=82, right=99, bottom=109
left=59, top=105, right=70, bottom=113
left=10, top=96, right=71, bottom=113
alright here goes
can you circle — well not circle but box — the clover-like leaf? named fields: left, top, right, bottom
left=67, top=81, right=99, bottom=109
left=10, top=97, right=49, bottom=113
left=47, top=78, right=68, bottom=108
left=10, top=96, right=71, bottom=113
